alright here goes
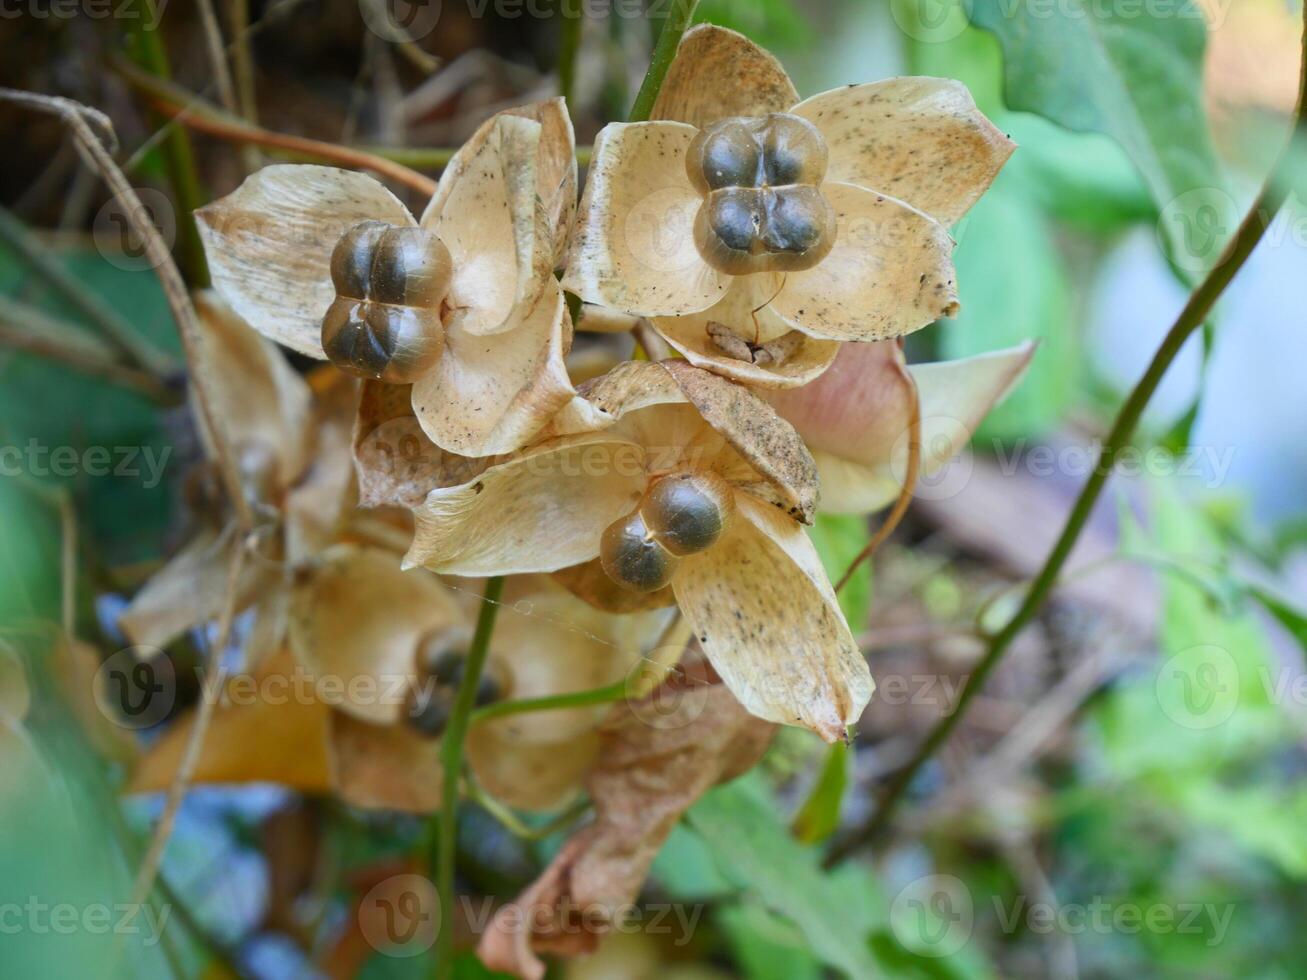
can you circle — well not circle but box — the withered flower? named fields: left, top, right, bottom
left=404, top=360, right=873, bottom=743
left=197, top=100, right=578, bottom=457
left=563, top=25, right=1013, bottom=388
left=130, top=550, right=670, bottom=815
left=119, top=292, right=357, bottom=665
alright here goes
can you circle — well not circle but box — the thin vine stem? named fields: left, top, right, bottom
left=559, top=0, right=583, bottom=108
left=470, top=680, right=626, bottom=725
left=835, top=362, right=921, bottom=593
left=627, top=0, right=698, bottom=123
left=824, top=18, right=1307, bottom=868
left=125, top=0, right=209, bottom=286
left=433, top=574, right=504, bottom=979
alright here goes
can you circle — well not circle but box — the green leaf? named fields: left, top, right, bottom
left=718, top=900, right=823, bottom=980
left=790, top=740, right=849, bottom=844
left=969, top=0, right=1231, bottom=278
left=686, top=778, right=881, bottom=978
left=808, top=513, right=872, bottom=629
left=1248, top=586, right=1307, bottom=662
left=651, top=821, right=735, bottom=900
left=942, top=180, right=1075, bottom=440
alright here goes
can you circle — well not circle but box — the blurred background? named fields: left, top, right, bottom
left=1, top=0, right=1306, bottom=977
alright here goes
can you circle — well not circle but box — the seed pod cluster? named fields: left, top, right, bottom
left=402, top=630, right=502, bottom=738
left=321, top=221, right=453, bottom=384
left=686, top=113, right=837, bottom=276
left=599, top=472, right=734, bottom=593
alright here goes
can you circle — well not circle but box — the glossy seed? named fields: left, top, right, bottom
left=760, top=186, right=837, bottom=270
left=321, top=222, right=452, bottom=383
left=760, top=113, right=828, bottom=187
left=641, top=472, right=733, bottom=556
left=688, top=119, right=762, bottom=192
left=599, top=510, right=679, bottom=593
left=404, top=684, right=451, bottom=738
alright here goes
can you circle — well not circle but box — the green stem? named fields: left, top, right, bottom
left=627, top=0, right=698, bottom=123
left=124, top=0, right=209, bottom=286
left=470, top=680, right=626, bottom=726
left=433, top=575, right=504, bottom=978
left=558, top=0, right=583, bottom=109
left=824, top=20, right=1307, bottom=868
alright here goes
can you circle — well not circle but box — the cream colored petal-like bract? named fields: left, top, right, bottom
left=671, top=494, right=871, bottom=742
left=405, top=435, right=646, bottom=576
left=792, top=77, right=1015, bottom=227
left=662, top=361, right=819, bottom=524
left=770, top=181, right=959, bottom=342
left=484, top=584, right=644, bottom=744
left=653, top=282, right=841, bottom=389
left=766, top=339, right=914, bottom=470
left=802, top=342, right=1037, bottom=515
left=562, top=122, right=729, bottom=317
left=289, top=546, right=465, bottom=725
left=128, top=648, right=332, bottom=795
left=425, top=114, right=547, bottom=337
left=117, top=527, right=271, bottom=649
left=467, top=728, right=600, bottom=813
left=650, top=23, right=800, bottom=128
left=411, top=278, right=576, bottom=456
left=197, top=165, right=415, bottom=358
left=192, top=291, right=313, bottom=486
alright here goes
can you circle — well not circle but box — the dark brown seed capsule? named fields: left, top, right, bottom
left=687, top=119, right=762, bottom=193
left=759, top=185, right=837, bottom=270
left=760, top=113, right=828, bottom=187
left=599, top=510, right=679, bottom=593
left=641, top=472, right=733, bottom=556
left=321, top=222, right=453, bottom=384
left=404, top=684, right=451, bottom=738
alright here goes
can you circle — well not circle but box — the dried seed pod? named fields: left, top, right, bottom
left=321, top=221, right=453, bottom=384
left=599, top=510, right=679, bottom=593
left=687, top=114, right=836, bottom=275
left=413, top=630, right=502, bottom=707
left=640, top=471, right=733, bottom=556
left=694, top=187, right=835, bottom=274
left=403, top=684, right=451, bottom=738
left=687, top=119, right=762, bottom=193
left=760, top=113, right=828, bottom=187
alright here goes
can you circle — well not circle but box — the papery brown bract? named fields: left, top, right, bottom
left=477, top=681, right=775, bottom=980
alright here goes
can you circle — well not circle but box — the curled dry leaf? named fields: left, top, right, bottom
left=477, top=681, right=775, bottom=980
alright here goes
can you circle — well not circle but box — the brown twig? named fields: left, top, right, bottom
left=0, top=300, right=176, bottom=404
left=113, top=58, right=438, bottom=196
left=0, top=88, right=255, bottom=531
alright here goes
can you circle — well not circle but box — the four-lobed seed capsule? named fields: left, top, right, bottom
left=686, top=113, right=837, bottom=276
left=321, top=221, right=454, bottom=384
